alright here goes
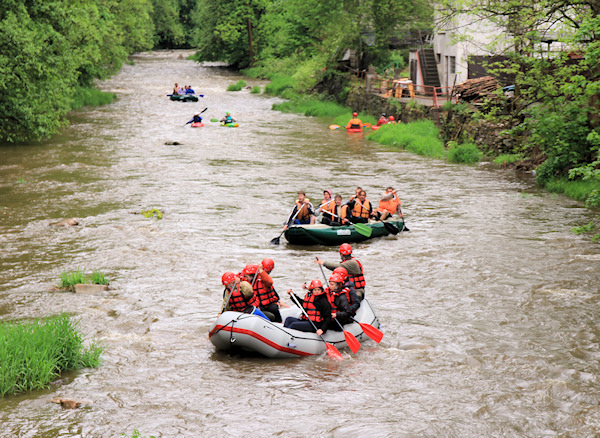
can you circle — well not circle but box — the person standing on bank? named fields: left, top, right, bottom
left=315, top=243, right=366, bottom=300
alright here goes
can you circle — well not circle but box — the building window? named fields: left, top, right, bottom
left=436, top=53, right=441, bottom=64
left=450, top=56, right=456, bottom=74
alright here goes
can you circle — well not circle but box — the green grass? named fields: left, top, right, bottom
left=250, top=85, right=261, bottom=94
left=447, top=141, right=482, bottom=163
left=70, top=86, right=117, bottom=110
left=59, top=269, right=109, bottom=288
left=122, top=430, right=157, bottom=438
left=543, top=178, right=600, bottom=204
left=332, top=111, right=377, bottom=127
left=264, top=74, right=295, bottom=95
left=0, top=314, right=103, bottom=396
left=367, top=121, right=446, bottom=158
left=493, top=153, right=525, bottom=165
left=226, top=80, right=247, bottom=91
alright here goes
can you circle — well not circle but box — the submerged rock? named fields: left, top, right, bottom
left=74, top=284, right=109, bottom=294
left=164, top=141, right=181, bottom=145
left=51, top=398, right=89, bottom=409
left=49, top=218, right=79, bottom=227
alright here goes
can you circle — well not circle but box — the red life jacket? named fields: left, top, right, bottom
left=227, top=284, right=258, bottom=311
left=348, top=258, right=366, bottom=289
left=300, top=292, right=325, bottom=322
left=328, top=286, right=354, bottom=312
left=254, top=279, right=278, bottom=306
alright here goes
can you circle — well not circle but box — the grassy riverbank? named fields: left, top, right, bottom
left=0, top=314, right=103, bottom=396
left=59, top=269, right=109, bottom=288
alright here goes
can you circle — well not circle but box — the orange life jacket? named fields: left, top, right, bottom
left=227, top=284, right=258, bottom=311
left=295, top=200, right=311, bottom=221
left=348, top=258, right=366, bottom=289
left=377, top=195, right=401, bottom=214
left=351, top=199, right=371, bottom=219
left=254, top=279, right=278, bottom=306
left=346, top=118, right=362, bottom=129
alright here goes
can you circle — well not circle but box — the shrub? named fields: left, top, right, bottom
left=250, top=86, right=261, bottom=94
left=264, top=75, right=295, bottom=95
left=70, top=87, right=117, bottom=110
left=447, top=141, right=482, bottom=163
left=226, top=79, right=247, bottom=92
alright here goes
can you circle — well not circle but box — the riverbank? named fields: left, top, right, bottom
left=243, top=68, right=599, bottom=240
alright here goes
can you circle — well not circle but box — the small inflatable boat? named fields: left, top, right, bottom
left=191, top=122, right=204, bottom=127
left=208, top=299, right=381, bottom=358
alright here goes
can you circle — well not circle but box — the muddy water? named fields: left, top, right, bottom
left=1, top=50, right=599, bottom=437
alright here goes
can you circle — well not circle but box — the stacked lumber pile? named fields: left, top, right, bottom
left=452, top=76, right=501, bottom=103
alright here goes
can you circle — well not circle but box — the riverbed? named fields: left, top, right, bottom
left=1, top=50, right=599, bottom=437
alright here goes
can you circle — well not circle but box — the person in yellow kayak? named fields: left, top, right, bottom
left=345, top=112, right=363, bottom=130
left=220, top=111, right=237, bottom=124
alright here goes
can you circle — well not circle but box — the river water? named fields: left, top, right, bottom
left=1, top=50, right=600, bottom=437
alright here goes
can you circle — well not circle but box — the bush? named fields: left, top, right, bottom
left=447, top=141, right=482, bottom=164
left=367, top=121, right=446, bottom=158
left=251, top=86, right=261, bottom=94
left=226, top=80, right=247, bottom=92
left=0, top=314, right=103, bottom=396
left=264, top=75, right=295, bottom=95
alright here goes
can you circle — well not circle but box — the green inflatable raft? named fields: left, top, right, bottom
left=283, top=219, right=406, bottom=246
left=169, top=94, right=199, bottom=102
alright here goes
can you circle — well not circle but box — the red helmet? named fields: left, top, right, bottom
left=329, top=273, right=345, bottom=284
left=389, top=116, right=395, bottom=121
left=262, top=258, right=274, bottom=272
left=308, top=279, right=323, bottom=290
left=332, top=267, right=348, bottom=280
left=221, top=272, right=236, bottom=286
left=352, top=112, right=358, bottom=117
left=339, top=243, right=352, bottom=255
left=242, top=264, right=258, bottom=276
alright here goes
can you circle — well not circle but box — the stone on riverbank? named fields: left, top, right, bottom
left=74, top=284, right=109, bottom=294
left=49, top=218, right=79, bottom=227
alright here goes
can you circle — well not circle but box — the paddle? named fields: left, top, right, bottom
left=318, top=209, right=372, bottom=238
left=329, top=125, right=341, bottom=130
left=288, top=292, right=343, bottom=361
left=349, top=316, right=383, bottom=343
left=317, top=261, right=360, bottom=354
left=183, top=108, right=208, bottom=126
left=270, top=205, right=303, bottom=245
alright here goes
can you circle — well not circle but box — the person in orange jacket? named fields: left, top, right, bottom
left=345, top=112, right=363, bottom=130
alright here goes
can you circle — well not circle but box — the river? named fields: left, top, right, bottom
left=1, top=50, right=600, bottom=437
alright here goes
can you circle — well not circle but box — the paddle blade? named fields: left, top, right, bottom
left=353, top=223, right=372, bottom=237
left=270, top=236, right=281, bottom=245
left=329, top=125, right=341, bottom=130
left=360, top=322, right=383, bottom=343
left=363, top=122, right=372, bottom=128
left=344, top=331, right=361, bottom=354
left=325, top=342, right=344, bottom=360
left=383, top=221, right=399, bottom=235
left=210, top=118, right=218, bottom=122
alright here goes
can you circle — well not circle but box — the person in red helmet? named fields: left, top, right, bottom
left=253, top=259, right=284, bottom=322
left=315, top=243, right=366, bottom=300
left=220, top=271, right=269, bottom=320
left=345, top=111, right=363, bottom=130
left=284, top=279, right=333, bottom=334
left=326, top=273, right=360, bottom=328
left=332, top=266, right=356, bottom=295
left=388, top=115, right=397, bottom=124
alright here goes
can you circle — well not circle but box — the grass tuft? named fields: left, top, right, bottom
left=250, top=85, right=261, bottom=94
left=0, top=314, right=104, bottom=396
left=226, top=80, right=247, bottom=91
left=59, top=269, right=109, bottom=287
left=493, top=153, right=525, bottom=165
left=70, top=87, right=117, bottom=110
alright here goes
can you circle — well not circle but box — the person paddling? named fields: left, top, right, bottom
left=220, top=111, right=236, bottom=124
left=284, top=280, right=333, bottom=334
left=346, top=190, right=375, bottom=223
left=345, top=112, right=363, bottom=130
left=322, top=194, right=350, bottom=226
left=283, top=191, right=315, bottom=230
left=326, top=273, right=360, bottom=328
left=316, top=243, right=366, bottom=300
left=220, top=271, right=269, bottom=320
left=374, top=186, right=403, bottom=221
left=185, top=112, right=203, bottom=126
left=316, top=189, right=335, bottom=221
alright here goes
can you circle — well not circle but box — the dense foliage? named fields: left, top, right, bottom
left=437, top=0, right=600, bottom=207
